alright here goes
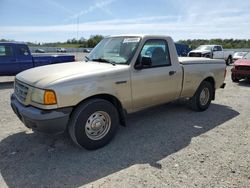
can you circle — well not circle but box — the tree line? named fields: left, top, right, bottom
left=177, top=39, right=250, bottom=49
left=1, top=36, right=250, bottom=49
left=0, top=35, right=104, bottom=48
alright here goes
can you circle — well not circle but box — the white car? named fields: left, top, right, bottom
left=56, top=48, right=67, bottom=53
left=188, top=45, right=234, bottom=65
left=232, top=52, right=248, bottom=62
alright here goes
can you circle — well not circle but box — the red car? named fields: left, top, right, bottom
left=231, top=52, right=250, bottom=82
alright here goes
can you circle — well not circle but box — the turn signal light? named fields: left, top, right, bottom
left=44, top=90, right=57, bottom=105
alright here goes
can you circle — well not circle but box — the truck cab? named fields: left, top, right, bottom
left=0, top=42, right=33, bottom=75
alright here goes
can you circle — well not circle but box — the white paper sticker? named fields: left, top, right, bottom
left=123, top=38, right=140, bottom=43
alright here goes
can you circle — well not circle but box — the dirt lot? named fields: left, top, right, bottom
left=0, top=67, right=249, bottom=188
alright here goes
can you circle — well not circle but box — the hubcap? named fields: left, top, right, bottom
left=85, top=111, right=111, bottom=140
left=199, top=88, right=210, bottom=106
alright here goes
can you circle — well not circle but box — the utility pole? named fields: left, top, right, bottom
left=77, top=16, right=79, bottom=41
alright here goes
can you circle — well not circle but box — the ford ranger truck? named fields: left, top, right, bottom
left=188, top=45, right=234, bottom=65
left=11, top=35, right=226, bottom=150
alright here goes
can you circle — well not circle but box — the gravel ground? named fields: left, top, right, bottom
left=0, top=67, right=249, bottom=188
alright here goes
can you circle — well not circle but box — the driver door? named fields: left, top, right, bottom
left=131, top=39, right=182, bottom=110
left=212, top=46, right=223, bottom=59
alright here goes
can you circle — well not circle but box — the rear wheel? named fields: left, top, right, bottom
left=68, top=99, right=119, bottom=150
left=189, top=81, right=213, bottom=111
left=226, top=56, right=233, bottom=65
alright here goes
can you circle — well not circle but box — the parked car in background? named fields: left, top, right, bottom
left=83, top=49, right=91, bottom=53
left=0, top=42, right=75, bottom=76
left=175, top=43, right=191, bottom=56
left=35, top=48, right=45, bottom=53
left=231, top=52, right=250, bottom=82
left=57, top=48, right=67, bottom=53
left=188, top=45, right=234, bottom=65
left=232, top=52, right=248, bottom=62
left=11, top=35, right=226, bottom=150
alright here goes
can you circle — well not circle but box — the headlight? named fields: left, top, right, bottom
left=31, top=88, right=57, bottom=105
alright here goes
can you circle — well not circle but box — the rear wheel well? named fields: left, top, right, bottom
left=203, top=77, right=215, bottom=100
left=72, top=94, right=126, bottom=126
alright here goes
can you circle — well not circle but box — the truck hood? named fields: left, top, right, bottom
left=189, top=50, right=211, bottom=54
left=16, top=61, right=127, bottom=88
left=234, top=59, right=250, bottom=66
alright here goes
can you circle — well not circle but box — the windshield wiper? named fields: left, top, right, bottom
left=91, top=58, right=116, bottom=66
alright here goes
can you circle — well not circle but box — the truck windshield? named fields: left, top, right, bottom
left=87, top=37, right=141, bottom=65
left=196, top=45, right=212, bottom=51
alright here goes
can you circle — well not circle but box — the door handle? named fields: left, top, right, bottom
left=169, top=71, right=176, bottom=76
left=115, top=80, right=127, bottom=84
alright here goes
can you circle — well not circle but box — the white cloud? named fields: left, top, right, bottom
left=65, top=0, right=115, bottom=21
left=44, top=0, right=74, bottom=15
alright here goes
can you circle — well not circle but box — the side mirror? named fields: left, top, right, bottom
left=134, top=62, right=142, bottom=70
left=134, top=56, right=152, bottom=70
left=135, top=55, right=142, bottom=70
left=141, top=56, right=152, bottom=67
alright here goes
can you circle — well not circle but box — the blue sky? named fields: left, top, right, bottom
left=1, top=0, right=250, bottom=42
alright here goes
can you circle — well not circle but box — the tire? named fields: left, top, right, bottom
left=226, top=56, right=233, bottom=65
left=231, top=73, right=239, bottom=82
left=68, top=99, right=119, bottom=150
left=189, top=81, right=213, bottom=111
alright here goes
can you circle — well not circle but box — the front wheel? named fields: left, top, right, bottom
left=231, top=73, right=239, bottom=82
left=68, top=99, right=119, bottom=150
left=189, top=81, right=213, bottom=111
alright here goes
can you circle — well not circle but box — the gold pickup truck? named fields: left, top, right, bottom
left=11, top=35, right=226, bottom=150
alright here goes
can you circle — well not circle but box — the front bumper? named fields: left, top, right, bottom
left=11, top=94, right=72, bottom=134
left=231, top=68, right=250, bottom=78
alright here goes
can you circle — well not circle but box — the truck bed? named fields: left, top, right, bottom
left=179, top=57, right=226, bottom=65
left=32, top=54, right=75, bottom=66
left=178, top=57, right=226, bottom=99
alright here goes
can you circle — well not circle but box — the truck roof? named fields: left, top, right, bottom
left=106, top=34, right=171, bottom=38
left=0, top=41, right=27, bottom=45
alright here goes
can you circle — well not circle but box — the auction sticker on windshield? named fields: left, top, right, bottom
left=123, top=38, right=140, bottom=43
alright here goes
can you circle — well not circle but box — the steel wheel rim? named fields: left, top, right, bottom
left=199, top=88, right=210, bottom=106
left=85, top=111, right=111, bottom=140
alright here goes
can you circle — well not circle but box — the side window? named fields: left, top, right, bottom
left=138, top=39, right=171, bottom=68
left=213, top=46, right=222, bottom=51
left=0, top=45, right=13, bottom=57
left=16, top=45, right=29, bottom=56
left=213, top=46, right=218, bottom=51
left=217, top=46, right=222, bottom=51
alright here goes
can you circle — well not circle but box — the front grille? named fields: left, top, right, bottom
left=15, top=80, right=29, bottom=103
left=189, top=52, right=202, bottom=57
left=237, top=66, right=250, bottom=71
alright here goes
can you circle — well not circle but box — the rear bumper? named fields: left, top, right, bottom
left=10, top=94, right=72, bottom=134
